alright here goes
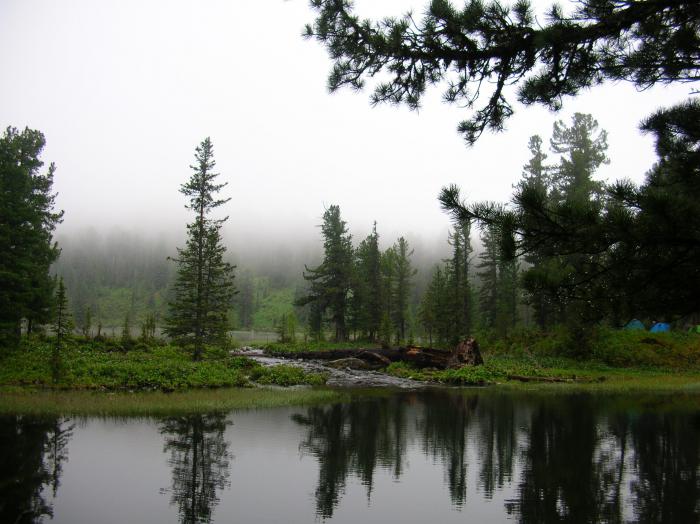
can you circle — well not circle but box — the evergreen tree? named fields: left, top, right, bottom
left=306, top=0, right=699, bottom=144
left=352, top=222, right=382, bottom=341
left=297, top=205, right=353, bottom=341
left=0, top=127, right=63, bottom=346
left=517, top=135, right=555, bottom=328
left=442, top=103, right=700, bottom=328
left=477, top=225, right=519, bottom=336
left=165, top=138, right=236, bottom=360
left=121, top=312, right=132, bottom=345
left=477, top=226, right=500, bottom=330
left=392, top=237, right=416, bottom=343
left=496, top=255, right=519, bottom=336
left=81, top=306, right=92, bottom=339
left=52, top=278, right=72, bottom=384
left=379, top=246, right=398, bottom=341
left=446, top=221, right=474, bottom=343
left=233, top=271, right=255, bottom=329
left=419, top=265, right=452, bottom=347
left=550, top=113, right=609, bottom=202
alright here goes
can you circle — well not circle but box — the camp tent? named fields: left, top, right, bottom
left=650, top=322, right=670, bottom=333
left=688, top=325, right=700, bottom=334
left=624, top=319, right=645, bottom=330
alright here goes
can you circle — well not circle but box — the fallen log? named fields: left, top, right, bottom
left=266, top=338, right=482, bottom=370
left=269, top=347, right=401, bottom=361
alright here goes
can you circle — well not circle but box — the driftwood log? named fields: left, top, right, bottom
left=269, top=338, right=483, bottom=370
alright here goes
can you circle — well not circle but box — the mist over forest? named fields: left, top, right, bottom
left=53, top=219, right=454, bottom=332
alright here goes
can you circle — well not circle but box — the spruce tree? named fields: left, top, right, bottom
left=392, top=237, right=416, bottom=343
left=52, top=278, right=72, bottom=384
left=447, top=221, right=474, bottom=343
left=165, top=138, right=236, bottom=360
left=0, top=127, right=63, bottom=346
left=420, top=265, right=451, bottom=347
left=352, top=223, right=382, bottom=341
left=297, top=205, right=353, bottom=342
left=477, top=226, right=500, bottom=331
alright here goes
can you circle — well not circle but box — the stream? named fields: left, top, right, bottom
left=234, top=347, right=429, bottom=388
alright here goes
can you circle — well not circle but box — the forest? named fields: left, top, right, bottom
left=1, top=0, right=699, bottom=388
left=1, top=1, right=700, bottom=521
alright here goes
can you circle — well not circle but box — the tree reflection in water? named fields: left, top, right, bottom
left=293, top=392, right=699, bottom=522
left=292, top=394, right=410, bottom=519
left=160, top=413, right=231, bottom=524
left=0, top=415, right=73, bottom=524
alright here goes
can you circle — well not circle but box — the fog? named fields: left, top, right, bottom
left=1, top=0, right=693, bottom=260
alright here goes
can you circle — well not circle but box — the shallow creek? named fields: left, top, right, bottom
left=234, top=347, right=429, bottom=388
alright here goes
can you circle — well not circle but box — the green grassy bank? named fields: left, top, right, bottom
left=267, top=328, right=700, bottom=391
left=0, top=387, right=344, bottom=416
left=0, top=337, right=326, bottom=391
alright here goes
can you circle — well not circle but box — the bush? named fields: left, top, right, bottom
left=248, top=365, right=327, bottom=387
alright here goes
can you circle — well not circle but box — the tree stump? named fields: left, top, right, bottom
left=448, top=337, right=483, bottom=368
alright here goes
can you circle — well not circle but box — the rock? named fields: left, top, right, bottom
left=326, top=358, right=372, bottom=370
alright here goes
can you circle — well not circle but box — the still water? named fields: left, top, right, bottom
left=1, top=390, right=698, bottom=523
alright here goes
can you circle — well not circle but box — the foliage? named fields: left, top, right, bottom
left=306, top=0, right=700, bottom=144
left=0, top=337, right=326, bottom=391
left=391, top=237, right=417, bottom=342
left=350, top=222, right=382, bottom=341
left=165, top=138, right=236, bottom=360
left=248, top=365, right=327, bottom=387
left=298, top=205, right=354, bottom=341
left=442, top=102, right=700, bottom=327
left=419, top=222, right=474, bottom=346
left=0, top=127, right=63, bottom=345
left=52, top=278, right=72, bottom=384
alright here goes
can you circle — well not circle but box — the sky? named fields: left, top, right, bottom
left=0, top=0, right=693, bottom=255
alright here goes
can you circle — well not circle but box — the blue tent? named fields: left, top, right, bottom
left=650, top=322, right=670, bottom=333
left=624, top=319, right=645, bottom=330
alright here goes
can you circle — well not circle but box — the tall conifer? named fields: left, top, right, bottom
left=165, top=138, right=236, bottom=360
left=0, top=127, right=63, bottom=346
left=298, top=205, right=353, bottom=342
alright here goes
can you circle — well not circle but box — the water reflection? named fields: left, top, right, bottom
left=293, top=392, right=700, bottom=522
left=0, top=415, right=73, bottom=523
left=160, top=413, right=231, bottom=524
left=630, top=410, right=700, bottom=522
left=292, top=396, right=410, bottom=518
left=0, top=392, right=697, bottom=523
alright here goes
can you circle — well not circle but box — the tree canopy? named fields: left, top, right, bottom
left=306, top=0, right=699, bottom=144
left=164, top=138, right=236, bottom=360
left=0, top=127, right=63, bottom=346
left=440, top=101, right=700, bottom=323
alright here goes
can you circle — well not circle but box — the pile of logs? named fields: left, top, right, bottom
left=271, top=337, right=483, bottom=370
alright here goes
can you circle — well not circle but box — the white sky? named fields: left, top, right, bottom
left=1, top=0, right=693, bottom=253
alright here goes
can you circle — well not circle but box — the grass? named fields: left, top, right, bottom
left=0, top=387, right=345, bottom=416
left=0, top=336, right=327, bottom=391
left=385, top=353, right=700, bottom=391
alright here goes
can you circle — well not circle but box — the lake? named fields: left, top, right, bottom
left=1, top=389, right=698, bottom=523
